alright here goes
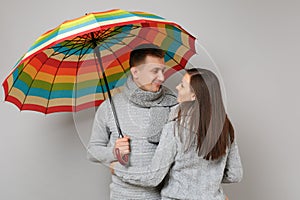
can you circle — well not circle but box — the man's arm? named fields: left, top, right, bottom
left=87, top=101, right=116, bottom=166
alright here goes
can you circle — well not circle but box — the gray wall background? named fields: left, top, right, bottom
left=1, top=0, right=299, bottom=199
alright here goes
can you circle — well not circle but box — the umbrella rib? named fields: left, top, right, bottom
left=101, top=32, right=136, bottom=49
left=96, top=63, right=106, bottom=102
left=73, top=43, right=84, bottom=111
left=90, top=30, right=123, bottom=102
left=73, top=52, right=82, bottom=112
left=89, top=29, right=115, bottom=46
left=99, top=36, right=135, bottom=46
left=107, top=35, right=136, bottom=47
left=92, top=25, right=139, bottom=50
left=64, top=44, right=89, bottom=59
left=97, top=27, right=125, bottom=41
left=45, top=54, right=68, bottom=114
left=51, top=34, right=95, bottom=58
left=127, top=25, right=195, bottom=52
left=152, top=26, right=195, bottom=51
left=52, top=41, right=88, bottom=58
left=108, top=25, right=140, bottom=36
left=164, top=51, right=185, bottom=69
left=52, top=46, right=78, bottom=56
left=130, top=31, right=189, bottom=70
left=103, top=32, right=137, bottom=43
left=73, top=40, right=94, bottom=111
left=91, top=47, right=106, bottom=102
left=5, top=55, right=36, bottom=99
left=102, top=42, right=129, bottom=77
left=51, top=39, right=77, bottom=54
left=20, top=55, right=53, bottom=111
left=97, top=28, right=115, bottom=39
left=78, top=43, right=94, bottom=61
left=101, top=25, right=141, bottom=43
left=97, top=26, right=138, bottom=44
left=44, top=40, right=96, bottom=112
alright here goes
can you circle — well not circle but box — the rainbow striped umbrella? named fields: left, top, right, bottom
left=3, top=9, right=196, bottom=115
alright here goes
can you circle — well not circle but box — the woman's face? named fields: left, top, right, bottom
left=176, top=73, right=195, bottom=103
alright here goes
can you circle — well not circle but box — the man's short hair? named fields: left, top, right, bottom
left=129, top=44, right=165, bottom=67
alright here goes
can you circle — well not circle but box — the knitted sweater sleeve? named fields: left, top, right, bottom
left=222, top=138, right=243, bottom=183
left=114, top=122, right=177, bottom=187
left=87, top=101, right=116, bottom=166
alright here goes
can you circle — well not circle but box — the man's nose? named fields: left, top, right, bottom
left=157, top=70, right=165, bottom=82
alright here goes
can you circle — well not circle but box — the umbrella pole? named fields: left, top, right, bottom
left=91, top=32, right=129, bottom=166
left=91, top=35, right=123, bottom=138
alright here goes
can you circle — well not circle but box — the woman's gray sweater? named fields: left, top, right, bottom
left=115, top=118, right=243, bottom=200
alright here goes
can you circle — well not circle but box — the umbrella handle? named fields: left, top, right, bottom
left=114, top=148, right=129, bottom=166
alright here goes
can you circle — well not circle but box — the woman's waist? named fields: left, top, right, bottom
left=111, top=175, right=160, bottom=194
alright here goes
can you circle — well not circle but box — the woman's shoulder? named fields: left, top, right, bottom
left=168, top=104, right=180, bottom=122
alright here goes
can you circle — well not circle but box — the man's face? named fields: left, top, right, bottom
left=131, top=55, right=166, bottom=92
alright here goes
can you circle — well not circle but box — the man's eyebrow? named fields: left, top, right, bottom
left=151, top=66, right=166, bottom=70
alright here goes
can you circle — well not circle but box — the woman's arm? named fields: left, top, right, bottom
left=113, top=122, right=177, bottom=187
left=222, top=138, right=243, bottom=183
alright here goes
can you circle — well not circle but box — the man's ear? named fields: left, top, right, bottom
left=130, top=67, right=139, bottom=79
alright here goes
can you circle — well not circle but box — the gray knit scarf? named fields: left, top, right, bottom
left=123, top=76, right=178, bottom=144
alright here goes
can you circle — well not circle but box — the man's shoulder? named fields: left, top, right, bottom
left=96, top=92, right=126, bottom=111
left=113, top=91, right=126, bottom=100
left=103, top=91, right=126, bottom=103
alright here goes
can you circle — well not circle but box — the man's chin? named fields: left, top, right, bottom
left=140, top=84, right=161, bottom=92
left=151, top=85, right=161, bottom=92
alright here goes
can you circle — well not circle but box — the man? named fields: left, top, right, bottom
left=87, top=44, right=177, bottom=199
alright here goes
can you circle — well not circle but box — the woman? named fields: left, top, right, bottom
left=111, top=68, right=243, bottom=200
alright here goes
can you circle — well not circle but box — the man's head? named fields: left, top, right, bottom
left=129, top=44, right=166, bottom=92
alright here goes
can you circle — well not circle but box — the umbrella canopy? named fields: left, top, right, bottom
left=2, top=9, right=196, bottom=114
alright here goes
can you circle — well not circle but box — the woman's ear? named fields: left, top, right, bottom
left=191, top=93, right=196, bottom=101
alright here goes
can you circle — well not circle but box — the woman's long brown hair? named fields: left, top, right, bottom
left=177, top=68, right=234, bottom=160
